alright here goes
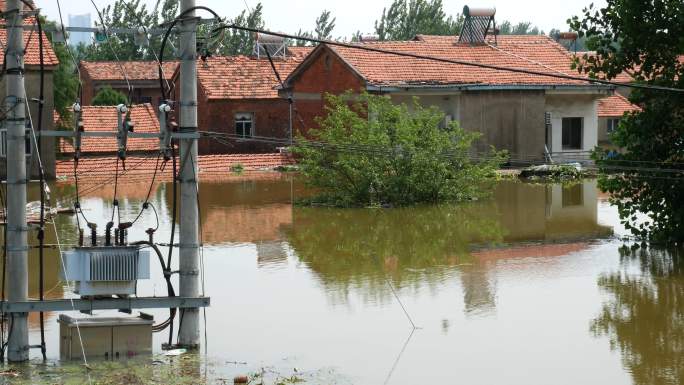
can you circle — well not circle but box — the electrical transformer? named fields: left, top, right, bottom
left=63, top=246, right=150, bottom=296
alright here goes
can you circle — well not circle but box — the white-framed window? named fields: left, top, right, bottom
left=562, top=117, right=583, bottom=150
left=235, top=112, right=254, bottom=138
left=606, top=118, right=620, bottom=134
left=0, top=128, right=33, bottom=158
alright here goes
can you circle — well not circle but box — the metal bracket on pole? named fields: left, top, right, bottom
left=116, top=104, right=129, bottom=160
left=159, top=103, right=172, bottom=159
left=73, top=102, right=83, bottom=159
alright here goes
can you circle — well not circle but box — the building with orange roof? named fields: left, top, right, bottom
left=597, top=94, right=641, bottom=145
left=80, top=61, right=179, bottom=105
left=179, top=46, right=312, bottom=154
left=58, top=104, right=160, bottom=155
left=0, top=0, right=59, bottom=178
left=283, top=33, right=615, bottom=161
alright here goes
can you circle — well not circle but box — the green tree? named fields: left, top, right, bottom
left=92, top=86, right=129, bottom=106
left=374, top=0, right=463, bottom=41
left=292, top=93, right=505, bottom=207
left=215, top=3, right=265, bottom=55
left=569, top=0, right=684, bottom=242
left=40, top=18, right=79, bottom=125
left=295, top=10, right=337, bottom=46
left=81, top=0, right=178, bottom=61
left=498, top=20, right=540, bottom=35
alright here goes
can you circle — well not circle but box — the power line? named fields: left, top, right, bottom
left=220, top=25, right=684, bottom=94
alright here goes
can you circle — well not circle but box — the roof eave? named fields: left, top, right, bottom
left=367, top=84, right=615, bottom=94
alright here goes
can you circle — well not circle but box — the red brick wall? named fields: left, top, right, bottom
left=81, top=70, right=95, bottom=105
left=197, top=98, right=292, bottom=154
left=290, top=48, right=366, bottom=135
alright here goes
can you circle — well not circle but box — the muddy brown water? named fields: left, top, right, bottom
left=3, top=175, right=681, bottom=384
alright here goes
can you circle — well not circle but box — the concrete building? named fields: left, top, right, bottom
left=282, top=35, right=616, bottom=162
left=68, top=13, right=91, bottom=47
left=0, top=0, right=58, bottom=179
left=80, top=61, right=179, bottom=105
left=181, top=48, right=311, bottom=154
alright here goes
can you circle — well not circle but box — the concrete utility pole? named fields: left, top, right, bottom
left=177, top=0, right=201, bottom=348
left=5, top=0, right=29, bottom=362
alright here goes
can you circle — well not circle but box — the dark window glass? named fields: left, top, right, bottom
left=235, top=113, right=254, bottom=138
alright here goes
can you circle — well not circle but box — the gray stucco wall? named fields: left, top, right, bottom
left=0, top=70, right=56, bottom=180
left=458, top=90, right=546, bottom=160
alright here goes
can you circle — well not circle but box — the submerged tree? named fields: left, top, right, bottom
left=570, top=0, right=684, bottom=242
left=374, top=0, right=463, bottom=41
left=292, top=93, right=505, bottom=207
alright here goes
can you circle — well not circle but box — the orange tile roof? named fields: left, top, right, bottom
left=59, top=104, right=160, bottom=154
left=315, top=35, right=590, bottom=88
left=80, top=61, right=179, bottom=81
left=0, top=0, right=58, bottom=67
left=55, top=153, right=296, bottom=183
left=197, top=49, right=311, bottom=100
left=598, top=94, right=641, bottom=117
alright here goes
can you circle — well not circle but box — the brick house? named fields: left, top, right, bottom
left=281, top=34, right=617, bottom=162
left=58, top=104, right=160, bottom=156
left=80, top=61, right=179, bottom=105
left=597, top=94, right=640, bottom=146
left=179, top=48, right=310, bottom=155
left=0, top=0, right=58, bottom=179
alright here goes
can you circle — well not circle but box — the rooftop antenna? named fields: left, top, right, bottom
left=253, top=32, right=287, bottom=59
left=458, top=5, right=496, bottom=45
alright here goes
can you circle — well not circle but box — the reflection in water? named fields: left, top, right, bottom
left=4, top=175, right=641, bottom=384
left=592, top=246, right=684, bottom=385
left=286, top=203, right=504, bottom=306
left=286, top=180, right=612, bottom=313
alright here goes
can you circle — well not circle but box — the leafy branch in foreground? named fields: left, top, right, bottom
left=292, top=93, right=506, bottom=207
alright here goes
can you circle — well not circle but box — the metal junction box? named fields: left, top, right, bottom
left=58, top=314, right=154, bottom=360
left=62, top=247, right=150, bottom=296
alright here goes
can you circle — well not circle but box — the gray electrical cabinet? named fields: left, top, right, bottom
left=59, top=314, right=154, bottom=360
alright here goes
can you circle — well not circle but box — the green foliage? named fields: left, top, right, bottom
left=498, top=20, right=540, bottom=35
left=295, top=10, right=337, bottom=46
left=40, top=17, right=79, bottom=125
left=230, top=163, right=245, bottom=174
left=374, top=0, right=463, bottom=41
left=569, top=0, right=684, bottom=242
left=519, top=164, right=584, bottom=182
left=80, top=0, right=178, bottom=61
left=214, top=3, right=265, bottom=56
left=292, top=93, right=505, bottom=207
left=92, top=86, right=128, bottom=106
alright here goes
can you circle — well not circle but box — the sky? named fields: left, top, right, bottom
left=36, top=0, right=606, bottom=39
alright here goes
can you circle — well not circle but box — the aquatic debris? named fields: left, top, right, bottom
left=164, top=348, right=187, bottom=357
left=0, top=368, right=19, bottom=377
left=519, top=163, right=584, bottom=181
left=233, top=375, right=249, bottom=383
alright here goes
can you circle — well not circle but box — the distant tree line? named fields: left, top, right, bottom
left=50, top=0, right=576, bottom=110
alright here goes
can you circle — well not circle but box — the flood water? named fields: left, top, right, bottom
left=6, top=175, right=683, bottom=384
